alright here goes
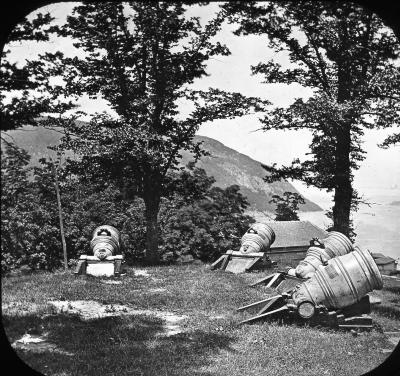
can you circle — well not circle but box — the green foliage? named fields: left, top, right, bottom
left=378, top=132, right=400, bottom=148
left=1, top=145, right=61, bottom=272
left=269, top=191, right=305, bottom=221
left=1, top=144, right=254, bottom=272
left=224, top=1, right=400, bottom=236
left=0, top=13, right=75, bottom=132
left=160, top=164, right=254, bottom=261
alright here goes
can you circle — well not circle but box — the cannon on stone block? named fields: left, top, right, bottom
left=237, top=247, right=383, bottom=330
left=74, top=225, right=124, bottom=277
left=211, top=223, right=276, bottom=274
left=251, top=231, right=354, bottom=292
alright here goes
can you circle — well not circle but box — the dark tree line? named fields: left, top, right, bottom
left=1, top=144, right=254, bottom=273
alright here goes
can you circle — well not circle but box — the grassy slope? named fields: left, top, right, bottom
left=2, top=265, right=399, bottom=376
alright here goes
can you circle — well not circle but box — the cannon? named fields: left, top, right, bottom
left=238, top=246, right=383, bottom=330
left=211, top=223, right=276, bottom=273
left=251, top=231, right=354, bottom=291
left=294, top=231, right=354, bottom=279
left=74, top=225, right=124, bottom=277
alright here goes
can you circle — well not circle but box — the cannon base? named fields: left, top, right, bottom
left=237, top=294, right=375, bottom=330
left=74, top=255, right=124, bottom=277
left=211, top=250, right=276, bottom=274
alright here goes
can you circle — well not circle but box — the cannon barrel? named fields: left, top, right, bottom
left=239, top=223, right=275, bottom=254
left=295, top=231, right=354, bottom=279
left=292, top=246, right=383, bottom=310
left=90, top=225, right=121, bottom=260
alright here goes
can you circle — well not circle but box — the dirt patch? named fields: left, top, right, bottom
left=12, top=333, right=74, bottom=356
left=134, top=270, right=150, bottom=277
left=100, top=280, right=122, bottom=285
left=48, top=300, right=187, bottom=336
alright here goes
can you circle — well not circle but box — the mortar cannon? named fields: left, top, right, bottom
left=294, top=231, right=354, bottom=279
left=90, top=225, right=121, bottom=260
left=238, top=247, right=383, bottom=330
left=74, top=225, right=124, bottom=277
left=252, top=231, right=354, bottom=290
left=211, top=223, right=276, bottom=273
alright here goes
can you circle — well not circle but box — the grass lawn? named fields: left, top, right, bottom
left=2, top=264, right=399, bottom=376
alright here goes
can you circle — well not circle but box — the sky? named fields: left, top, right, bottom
left=4, top=1, right=400, bottom=205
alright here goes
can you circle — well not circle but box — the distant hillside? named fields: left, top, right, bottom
left=181, top=136, right=321, bottom=212
left=1, top=126, right=321, bottom=213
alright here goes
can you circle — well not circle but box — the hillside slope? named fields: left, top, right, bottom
left=2, top=126, right=321, bottom=212
left=181, top=136, right=320, bottom=212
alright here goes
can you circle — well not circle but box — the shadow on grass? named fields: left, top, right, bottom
left=3, top=312, right=234, bottom=376
left=384, top=286, right=400, bottom=294
left=372, top=304, right=400, bottom=320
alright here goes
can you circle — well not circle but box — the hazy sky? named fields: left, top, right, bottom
left=5, top=1, right=400, bottom=202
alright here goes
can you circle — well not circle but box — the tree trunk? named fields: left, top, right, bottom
left=332, top=124, right=352, bottom=236
left=333, top=18, right=353, bottom=237
left=51, top=160, right=68, bottom=270
left=143, top=194, right=161, bottom=265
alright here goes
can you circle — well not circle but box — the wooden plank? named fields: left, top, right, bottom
left=210, top=255, right=226, bottom=270
left=220, top=254, right=231, bottom=271
left=240, top=305, right=288, bottom=325
left=114, top=260, right=122, bottom=275
left=343, top=315, right=373, bottom=325
left=336, top=313, right=345, bottom=325
left=74, top=260, right=86, bottom=275
left=225, top=257, right=249, bottom=273
left=256, top=295, right=283, bottom=316
left=338, top=324, right=373, bottom=330
left=237, top=295, right=282, bottom=312
left=244, top=257, right=263, bottom=272
left=266, top=272, right=282, bottom=288
left=230, top=251, right=265, bottom=258
left=250, top=273, right=281, bottom=287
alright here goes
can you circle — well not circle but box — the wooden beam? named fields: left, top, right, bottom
left=266, top=272, right=283, bottom=288
left=210, top=255, right=226, bottom=270
left=237, top=295, right=282, bottom=312
left=244, top=257, right=263, bottom=272
left=256, top=295, right=283, bottom=316
left=240, top=305, right=288, bottom=325
left=250, top=272, right=282, bottom=287
left=220, top=254, right=231, bottom=270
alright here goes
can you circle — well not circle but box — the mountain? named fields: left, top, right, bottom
left=181, top=136, right=321, bottom=212
left=1, top=126, right=321, bottom=213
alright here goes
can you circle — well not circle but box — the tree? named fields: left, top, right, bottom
left=223, top=1, right=400, bottom=236
left=1, top=146, right=62, bottom=272
left=0, top=12, right=75, bottom=134
left=378, top=132, right=400, bottom=148
left=48, top=3, right=269, bottom=263
left=269, top=191, right=305, bottom=221
left=159, top=163, right=254, bottom=261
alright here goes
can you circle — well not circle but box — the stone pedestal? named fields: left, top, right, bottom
left=74, top=255, right=124, bottom=277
